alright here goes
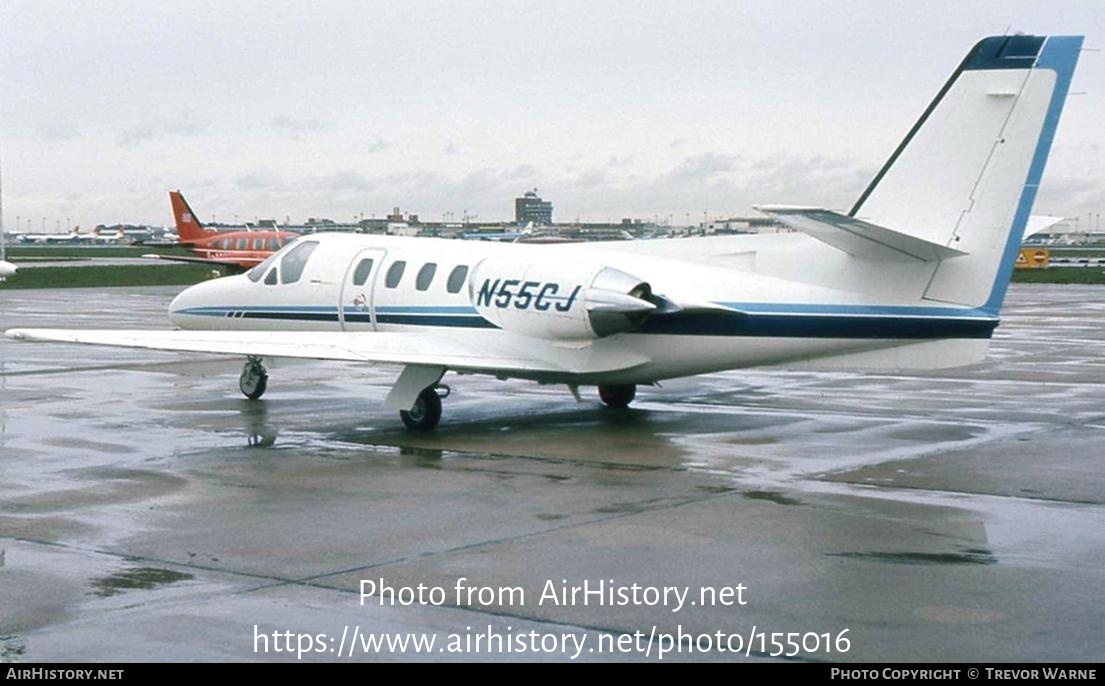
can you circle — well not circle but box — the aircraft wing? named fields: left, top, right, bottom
left=141, top=241, right=195, bottom=248
left=4, top=328, right=648, bottom=377
left=142, top=253, right=263, bottom=268
left=755, top=205, right=968, bottom=262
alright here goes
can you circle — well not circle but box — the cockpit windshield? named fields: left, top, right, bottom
left=247, top=252, right=280, bottom=282
left=279, top=240, right=318, bottom=284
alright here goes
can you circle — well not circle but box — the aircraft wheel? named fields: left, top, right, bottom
left=598, top=384, right=636, bottom=408
left=400, top=387, right=442, bottom=430
left=239, top=357, right=268, bottom=400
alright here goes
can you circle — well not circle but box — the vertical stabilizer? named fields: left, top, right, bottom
left=169, top=190, right=209, bottom=243
left=850, top=35, right=1082, bottom=313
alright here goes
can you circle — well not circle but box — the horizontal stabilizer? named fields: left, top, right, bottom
left=755, top=205, right=968, bottom=262
left=1025, top=215, right=1065, bottom=238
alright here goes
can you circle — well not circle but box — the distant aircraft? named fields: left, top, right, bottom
left=89, top=226, right=130, bottom=244
left=7, top=35, right=1083, bottom=430
left=0, top=221, right=14, bottom=280
left=0, top=231, right=14, bottom=279
left=21, top=225, right=81, bottom=244
left=144, top=191, right=299, bottom=271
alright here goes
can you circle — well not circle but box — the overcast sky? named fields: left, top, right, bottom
left=1, top=0, right=1102, bottom=231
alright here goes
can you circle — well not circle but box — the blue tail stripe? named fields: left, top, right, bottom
left=983, top=35, right=1083, bottom=315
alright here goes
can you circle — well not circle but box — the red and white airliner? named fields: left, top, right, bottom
left=146, top=191, right=299, bottom=271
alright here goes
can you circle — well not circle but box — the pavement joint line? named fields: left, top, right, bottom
left=4, top=484, right=745, bottom=601
left=242, top=485, right=749, bottom=593
left=808, top=476, right=1105, bottom=508
left=630, top=401, right=1074, bottom=427
left=9, top=536, right=307, bottom=587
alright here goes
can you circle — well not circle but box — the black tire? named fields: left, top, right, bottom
left=239, top=369, right=268, bottom=400
left=400, top=388, right=443, bottom=430
left=598, top=384, right=636, bottom=408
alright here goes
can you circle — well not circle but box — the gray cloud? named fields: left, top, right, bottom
left=268, top=115, right=334, bottom=135
left=1035, top=175, right=1105, bottom=216
left=364, top=137, right=389, bottom=153
left=317, top=170, right=375, bottom=193
left=116, top=111, right=208, bottom=148
left=668, top=152, right=743, bottom=182
left=235, top=170, right=284, bottom=192
left=37, top=120, right=81, bottom=142
left=116, top=124, right=156, bottom=147
left=549, top=151, right=873, bottom=221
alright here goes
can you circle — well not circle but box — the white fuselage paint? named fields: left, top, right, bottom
left=167, top=233, right=994, bottom=385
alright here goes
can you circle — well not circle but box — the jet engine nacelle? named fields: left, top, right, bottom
left=469, top=259, right=658, bottom=340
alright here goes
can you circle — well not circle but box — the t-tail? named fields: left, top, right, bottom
left=849, top=34, right=1082, bottom=315
left=169, top=190, right=209, bottom=244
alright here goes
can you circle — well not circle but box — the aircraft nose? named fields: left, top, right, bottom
left=169, top=277, right=225, bottom=327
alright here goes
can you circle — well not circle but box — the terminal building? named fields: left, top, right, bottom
left=514, top=189, right=553, bottom=225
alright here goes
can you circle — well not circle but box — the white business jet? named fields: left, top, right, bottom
left=6, top=35, right=1083, bottom=430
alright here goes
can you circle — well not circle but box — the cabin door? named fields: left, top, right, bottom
left=338, top=248, right=386, bottom=331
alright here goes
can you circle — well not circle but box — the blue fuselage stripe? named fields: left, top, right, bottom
left=638, top=313, right=995, bottom=339
left=174, top=305, right=996, bottom=339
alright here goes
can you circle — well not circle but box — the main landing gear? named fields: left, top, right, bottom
left=239, top=356, right=269, bottom=400
left=598, top=384, right=636, bottom=409
left=400, top=385, right=448, bottom=431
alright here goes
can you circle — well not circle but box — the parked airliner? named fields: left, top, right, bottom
left=20, top=225, right=82, bottom=244
left=7, top=35, right=1083, bottom=430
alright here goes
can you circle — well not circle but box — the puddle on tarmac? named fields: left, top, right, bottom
left=826, top=550, right=997, bottom=566
left=87, top=567, right=195, bottom=598
left=743, top=490, right=802, bottom=506
left=0, top=636, right=26, bottom=662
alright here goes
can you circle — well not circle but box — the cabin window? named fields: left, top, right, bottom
left=253, top=238, right=264, bottom=251
left=264, top=267, right=278, bottom=285
left=236, top=238, right=248, bottom=250
left=267, top=238, right=281, bottom=251
left=446, top=265, right=469, bottom=293
left=385, top=260, right=406, bottom=288
left=219, top=238, right=231, bottom=250
left=280, top=240, right=318, bottom=284
left=352, top=258, right=375, bottom=286
left=416, top=263, right=437, bottom=291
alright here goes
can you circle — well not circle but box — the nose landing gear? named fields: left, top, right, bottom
left=239, top=356, right=269, bottom=400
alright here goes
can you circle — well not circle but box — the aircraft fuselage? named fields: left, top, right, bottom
left=167, top=233, right=997, bottom=385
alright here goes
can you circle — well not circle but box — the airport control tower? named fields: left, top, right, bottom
left=514, top=189, right=553, bottom=225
